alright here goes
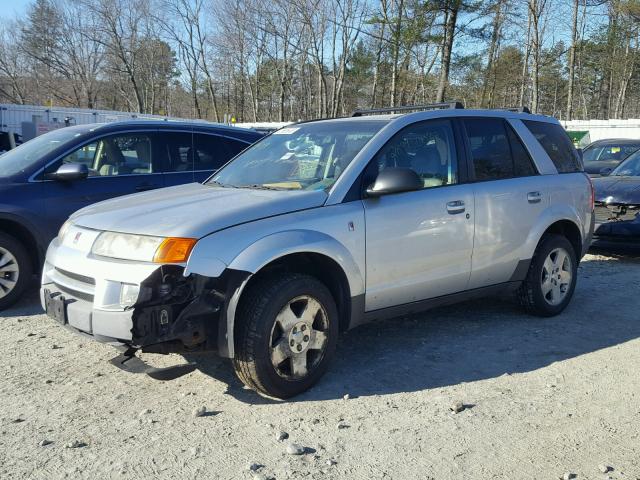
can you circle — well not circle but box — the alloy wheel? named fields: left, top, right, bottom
left=540, top=247, right=573, bottom=306
left=0, top=247, right=19, bottom=299
left=269, top=295, right=330, bottom=380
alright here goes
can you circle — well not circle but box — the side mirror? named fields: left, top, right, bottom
left=365, top=167, right=423, bottom=197
left=45, top=163, right=89, bottom=181
left=599, top=167, right=613, bottom=177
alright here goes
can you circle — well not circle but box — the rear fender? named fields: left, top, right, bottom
left=523, top=204, right=585, bottom=259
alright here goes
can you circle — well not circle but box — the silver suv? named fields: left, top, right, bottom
left=41, top=104, right=595, bottom=398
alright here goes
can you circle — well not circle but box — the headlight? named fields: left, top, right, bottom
left=58, top=219, right=73, bottom=240
left=91, top=231, right=196, bottom=263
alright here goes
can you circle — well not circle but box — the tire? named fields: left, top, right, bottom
left=518, top=234, right=578, bottom=317
left=0, top=232, right=33, bottom=310
left=233, top=272, right=339, bottom=399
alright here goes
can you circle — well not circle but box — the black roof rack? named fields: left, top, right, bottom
left=352, top=102, right=464, bottom=117
left=499, top=106, right=531, bottom=114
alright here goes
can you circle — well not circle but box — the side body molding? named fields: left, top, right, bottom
left=185, top=229, right=365, bottom=358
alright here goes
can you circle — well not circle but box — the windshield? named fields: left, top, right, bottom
left=208, top=120, right=387, bottom=191
left=582, top=142, right=640, bottom=165
left=0, top=127, right=87, bottom=176
left=611, top=150, right=640, bottom=176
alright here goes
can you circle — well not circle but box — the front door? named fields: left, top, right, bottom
left=363, top=120, right=475, bottom=312
left=43, top=131, right=165, bottom=230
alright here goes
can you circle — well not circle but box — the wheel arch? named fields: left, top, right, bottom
left=540, top=220, right=582, bottom=260
left=213, top=230, right=364, bottom=358
left=0, top=214, right=43, bottom=272
left=523, top=206, right=586, bottom=263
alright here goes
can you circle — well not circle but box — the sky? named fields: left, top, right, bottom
left=5, top=0, right=31, bottom=16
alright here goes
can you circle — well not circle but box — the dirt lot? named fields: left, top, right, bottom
left=1, top=251, right=639, bottom=480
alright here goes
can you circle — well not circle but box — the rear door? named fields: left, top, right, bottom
left=461, top=117, right=547, bottom=289
left=43, top=130, right=164, bottom=227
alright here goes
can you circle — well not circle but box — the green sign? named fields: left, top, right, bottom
left=567, top=130, right=590, bottom=147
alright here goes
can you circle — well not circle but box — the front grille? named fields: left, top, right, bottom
left=49, top=266, right=96, bottom=303
left=594, top=204, right=639, bottom=223
left=54, top=267, right=95, bottom=286
left=54, top=284, right=94, bottom=302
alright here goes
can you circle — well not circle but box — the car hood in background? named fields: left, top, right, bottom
left=71, top=183, right=328, bottom=238
left=584, top=160, right=621, bottom=176
left=593, top=176, right=640, bottom=204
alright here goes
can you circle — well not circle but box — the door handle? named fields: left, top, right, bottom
left=446, top=200, right=466, bottom=214
left=527, top=191, right=542, bottom=204
left=136, top=183, right=160, bottom=192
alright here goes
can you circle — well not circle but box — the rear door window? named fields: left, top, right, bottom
left=193, top=134, right=248, bottom=172
left=164, top=132, right=193, bottom=173
left=463, top=118, right=539, bottom=181
left=464, top=118, right=513, bottom=181
left=523, top=120, right=582, bottom=173
left=507, top=124, right=538, bottom=176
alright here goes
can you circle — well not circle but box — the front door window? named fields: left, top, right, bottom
left=59, top=134, right=153, bottom=176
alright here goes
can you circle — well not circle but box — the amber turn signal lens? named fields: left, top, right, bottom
left=153, top=237, right=197, bottom=263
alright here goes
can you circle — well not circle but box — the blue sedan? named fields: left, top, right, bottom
left=0, top=120, right=263, bottom=308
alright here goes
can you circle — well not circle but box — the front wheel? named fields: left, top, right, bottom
left=233, top=273, right=338, bottom=399
left=0, top=233, right=32, bottom=310
left=518, top=234, right=578, bottom=317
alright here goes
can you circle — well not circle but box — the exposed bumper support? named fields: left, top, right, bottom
left=109, top=347, right=197, bottom=381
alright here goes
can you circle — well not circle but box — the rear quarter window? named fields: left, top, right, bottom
left=523, top=120, right=582, bottom=173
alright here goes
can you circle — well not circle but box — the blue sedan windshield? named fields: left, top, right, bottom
left=612, top=151, right=640, bottom=176
left=0, top=127, right=87, bottom=176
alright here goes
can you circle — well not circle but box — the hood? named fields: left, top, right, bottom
left=593, top=176, right=640, bottom=205
left=71, top=183, right=328, bottom=238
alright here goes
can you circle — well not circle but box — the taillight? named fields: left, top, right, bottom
left=583, top=172, right=594, bottom=211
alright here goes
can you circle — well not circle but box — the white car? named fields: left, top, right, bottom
left=41, top=104, right=595, bottom=398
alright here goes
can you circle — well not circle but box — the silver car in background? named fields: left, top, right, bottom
left=41, top=104, right=594, bottom=398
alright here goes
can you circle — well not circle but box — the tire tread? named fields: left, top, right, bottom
left=233, top=272, right=329, bottom=398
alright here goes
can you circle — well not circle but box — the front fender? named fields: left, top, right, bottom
left=185, top=229, right=364, bottom=358
left=227, top=229, right=364, bottom=295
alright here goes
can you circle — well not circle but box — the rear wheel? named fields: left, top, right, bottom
left=0, top=233, right=32, bottom=310
left=518, top=234, right=577, bottom=317
left=233, top=273, right=338, bottom=399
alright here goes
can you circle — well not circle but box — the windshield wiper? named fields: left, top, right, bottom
left=207, top=180, right=238, bottom=188
left=239, top=184, right=284, bottom=191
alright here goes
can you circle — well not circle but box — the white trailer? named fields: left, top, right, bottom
left=562, top=118, right=640, bottom=146
left=0, top=104, right=179, bottom=142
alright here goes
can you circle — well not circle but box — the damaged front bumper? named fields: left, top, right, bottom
left=592, top=203, right=640, bottom=248
left=40, top=234, right=237, bottom=362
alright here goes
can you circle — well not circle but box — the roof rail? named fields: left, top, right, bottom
left=499, top=106, right=531, bottom=114
left=351, top=102, right=464, bottom=117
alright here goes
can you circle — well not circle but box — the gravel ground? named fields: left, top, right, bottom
left=1, top=252, right=640, bottom=480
